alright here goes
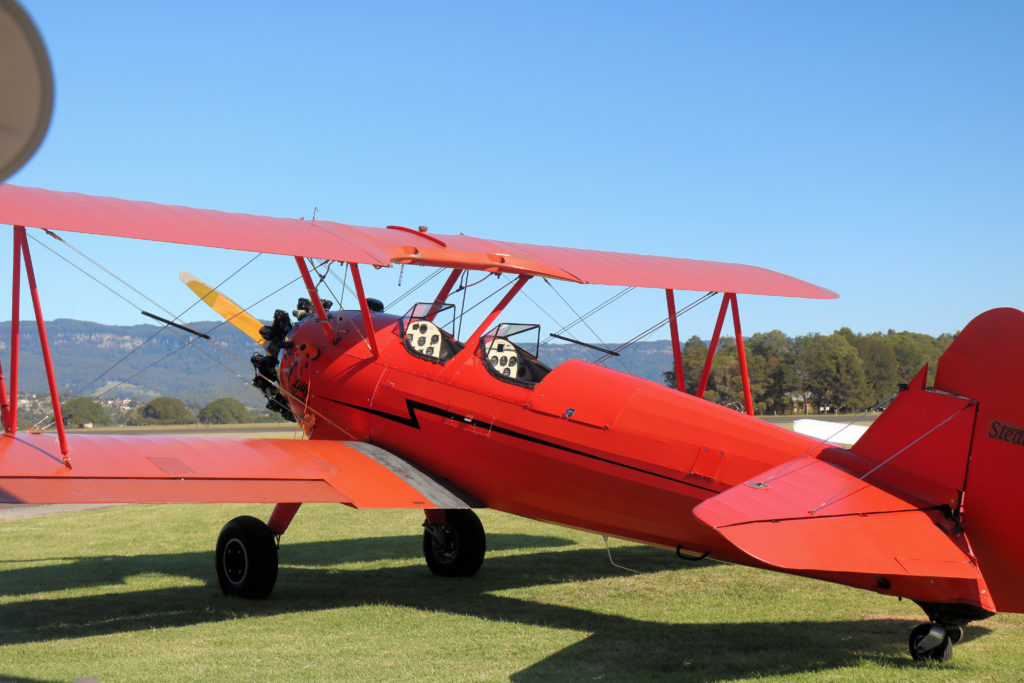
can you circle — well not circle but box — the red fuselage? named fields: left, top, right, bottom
left=279, top=310, right=826, bottom=565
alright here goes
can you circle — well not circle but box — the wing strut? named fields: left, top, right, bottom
left=440, top=274, right=531, bottom=379
left=666, top=289, right=685, bottom=392
left=7, top=226, right=69, bottom=460
left=695, top=293, right=754, bottom=415
left=427, top=268, right=463, bottom=320
left=294, top=256, right=336, bottom=346
left=348, top=263, right=380, bottom=358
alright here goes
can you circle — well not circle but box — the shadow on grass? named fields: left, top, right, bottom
left=0, top=534, right=986, bottom=680
left=0, top=532, right=574, bottom=597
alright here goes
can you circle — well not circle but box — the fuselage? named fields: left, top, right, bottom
left=279, top=309, right=828, bottom=566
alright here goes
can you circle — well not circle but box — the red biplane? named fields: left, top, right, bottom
left=0, top=184, right=1019, bottom=662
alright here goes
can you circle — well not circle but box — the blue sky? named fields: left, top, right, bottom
left=5, top=1, right=1023, bottom=342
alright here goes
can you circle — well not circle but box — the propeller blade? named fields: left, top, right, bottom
left=179, top=271, right=265, bottom=345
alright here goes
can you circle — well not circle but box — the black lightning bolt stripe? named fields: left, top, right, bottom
left=322, top=397, right=717, bottom=494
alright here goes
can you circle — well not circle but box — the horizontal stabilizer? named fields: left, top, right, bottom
left=0, top=433, right=474, bottom=510
left=693, top=455, right=994, bottom=611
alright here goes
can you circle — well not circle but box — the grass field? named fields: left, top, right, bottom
left=1, top=503, right=1021, bottom=682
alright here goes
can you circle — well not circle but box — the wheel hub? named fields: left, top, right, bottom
left=430, top=526, right=459, bottom=564
left=223, top=538, right=249, bottom=584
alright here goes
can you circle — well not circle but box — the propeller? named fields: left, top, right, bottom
left=179, top=271, right=265, bottom=346
left=179, top=270, right=296, bottom=422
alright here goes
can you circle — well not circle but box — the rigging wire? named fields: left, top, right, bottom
left=26, top=229, right=303, bottom=427
left=593, top=291, right=717, bottom=365
left=385, top=267, right=445, bottom=312
left=26, top=229, right=389, bottom=437
left=310, top=258, right=373, bottom=353
left=452, top=275, right=515, bottom=329
left=29, top=233, right=243, bottom=395
left=39, top=230, right=264, bottom=325
left=809, top=402, right=974, bottom=515
left=308, top=259, right=341, bottom=307
left=517, top=283, right=629, bottom=374
left=752, top=389, right=903, bottom=488
left=33, top=323, right=257, bottom=432
left=457, top=270, right=468, bottom=339
left=541, top=286, right=635, bottom=342
left=543, top=278, right=614, bottom=352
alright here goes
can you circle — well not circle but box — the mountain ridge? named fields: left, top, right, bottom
left=0, top=319, right=676, bottom=406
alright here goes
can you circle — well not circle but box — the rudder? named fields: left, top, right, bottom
left=928, top=308, right=1024, bottom=613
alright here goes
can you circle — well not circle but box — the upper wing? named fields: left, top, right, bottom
left=692, top=455, right=994, bottom=612
left=0, top=432, right=474, bottom=509
left=0, top=184, right=837, bottom=298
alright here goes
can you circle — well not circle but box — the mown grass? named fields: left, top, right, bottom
left=1, top=504, right=1021, bottom=682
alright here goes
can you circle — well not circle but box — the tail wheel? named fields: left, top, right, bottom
left=215, top=515, right=278, bottom=598
left=423, top=509, right=486, bottom=577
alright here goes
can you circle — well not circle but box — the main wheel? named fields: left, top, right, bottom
left=423, top=509, right=486, bottom=577
left=909, top=623, right=953, bottom=662
left=215, top=515, right=278, bottom=598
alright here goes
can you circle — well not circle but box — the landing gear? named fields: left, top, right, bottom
left=215, top=515, right=279, bottom=598
left=423, top=509, right=486, bottom=577
left=909, top=623, right=957, bottom=662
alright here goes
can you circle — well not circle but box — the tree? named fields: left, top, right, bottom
left=747, top=330, right=797, bottom=414
left=663, top=335, right=710, bottom=394
left=139, top=397, right=197, bottom=425
left=198, top=397, right=250, bottom=425
left=794, top=333, right=869, bottom=412
left=62, top=396, right=113, bottom=426
left=852, top=334, right=899, bottom=405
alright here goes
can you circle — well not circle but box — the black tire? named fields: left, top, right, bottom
left=909, top=623, right=953, bottom=662
left=423, top=509, right=486, bottom=577
left=215, top=515, right=278, bottom=598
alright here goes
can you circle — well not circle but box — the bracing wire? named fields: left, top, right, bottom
left=517, top=283, right=629, bottom=373
left=752, top=389, right=902, bottom=488
left=31, top=232, right=263, bottom=393
left=453, top=276, right=515, bottom=326
left=26, top=228, right=310, bottom=428
left=385, top=267, right=444, bottom=311
left=808, top=402, right=974, bottom=515
left=539, top=286, right=635, bottom=343
left=593, top=291, right=717, bottom=365
left=542, top=279, right=614, bottom=352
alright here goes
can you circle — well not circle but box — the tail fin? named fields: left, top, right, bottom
left=931, top=307, right=1024, bottom=613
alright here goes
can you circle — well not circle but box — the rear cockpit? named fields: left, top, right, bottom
left=480, top=323, right=550, bottom=385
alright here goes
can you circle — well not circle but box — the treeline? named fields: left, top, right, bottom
left=664, top=328, right=955, bottom=414
left=60, top=396, right=287, bottom=427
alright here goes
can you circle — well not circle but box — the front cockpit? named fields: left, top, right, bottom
left=399, top=302, right=464, bottom=362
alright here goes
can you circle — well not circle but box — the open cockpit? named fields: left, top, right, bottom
left=399, top=302, right=550, bottom=386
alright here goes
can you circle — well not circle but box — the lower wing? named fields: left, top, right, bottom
left=0, top=432, right=474, bottom=509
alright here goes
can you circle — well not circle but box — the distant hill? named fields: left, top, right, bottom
left=0, top=319, right=676, bottom=406
left=0, top=319, right=267, bottom=407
